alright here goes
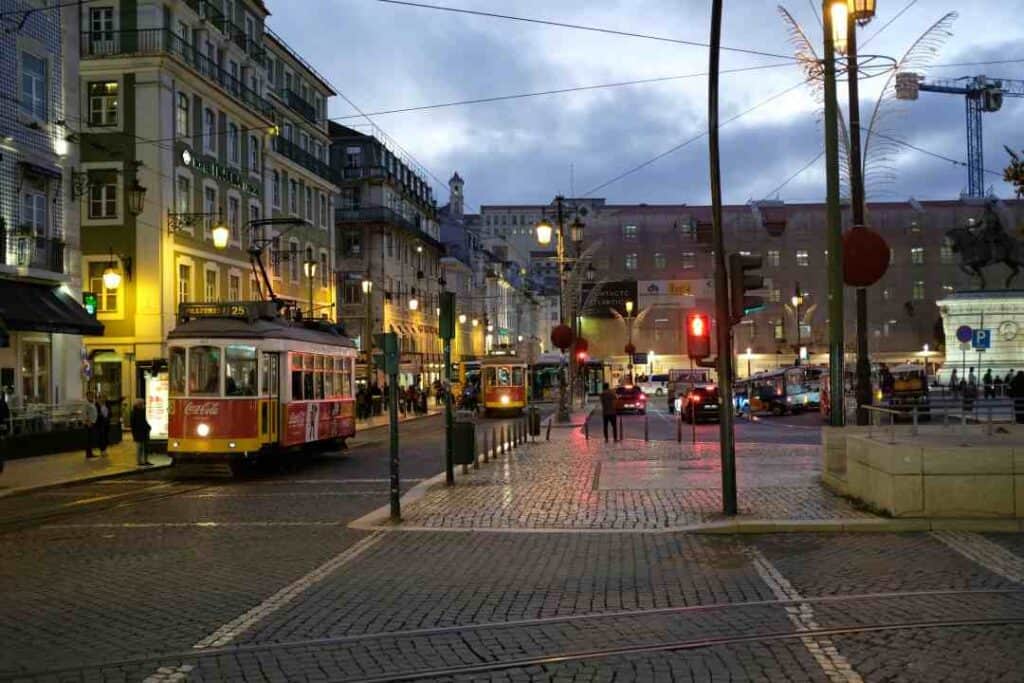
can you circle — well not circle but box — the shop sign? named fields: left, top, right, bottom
left=183, top=148, right=260, bottom=196
left=145, top=373, right=169, bottom=440
left=581, top=280, right=638, bottom=318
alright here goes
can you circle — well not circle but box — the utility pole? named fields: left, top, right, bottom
left=823, top=0, right=845, bottom=427
left=708, top=0, right=737, bottom=516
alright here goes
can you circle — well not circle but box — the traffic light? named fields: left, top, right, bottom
left=82, top=291, right=98, bottom=316
left=728, top=253, right=765, bottom=325
left=686, top=312, right=711, bottom=360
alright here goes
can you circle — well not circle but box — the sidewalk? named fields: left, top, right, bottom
left=0, top=439, right=173, bottom=499
left=0, top=406, right=444, bottom=498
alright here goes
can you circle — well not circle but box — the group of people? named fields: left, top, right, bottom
left=81, top=393, right=154, bottom=466
left=947, top=367, right=1024, bottom=400
left=356, top=380, right=449, bottom=420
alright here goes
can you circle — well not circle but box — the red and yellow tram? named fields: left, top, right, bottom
left=480, top=355, right=527, bottom=417
left=167, top=302, right=357, bottom=473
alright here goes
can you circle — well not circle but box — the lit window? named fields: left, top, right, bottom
left=654, top=252, right=666, bottom=270
left=912, top=281, right=925, bottom=301
left=911, top=247, right=925, bottom=264
left=940, top=243, right=954, bottom=264
left=767, top=250, right=780, bottom=267
left=774, top=321, right=785, bottom=341
left=205, top=269, right=218, bottom=302
left=229, top=274, right=240, bottom=301
left=622, top=225, right=638, bottom=241
left=178, top=263, right=192, bottom=303
left=176, top=92, right=189, bottom=137
left=88, top=81, right=118, bottom=126
left=795, top=250, right=809, bottom=267
left=682, top=251, right=696, bottom=269
left=625, top=253, right=638, bottom=271
left=88, top=261, right=118, bottom=313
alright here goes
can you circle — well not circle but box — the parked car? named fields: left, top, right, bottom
left=680, top=386, right=721, bottom=423
left=614, top=386, right=648, bottom=415
left=638, top=374, right=668, bottom=396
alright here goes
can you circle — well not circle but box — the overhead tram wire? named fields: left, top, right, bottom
left=334, top=62, right=796, bottom=119
left=581, top=78, right=814, bottom=198
left=855, top=125, right=1005, bottom=177
left=860, top=0, right=918, bottom=49
left=374, top=0, right=800, bottom=63
left=765, top=149, right=825, bottom=199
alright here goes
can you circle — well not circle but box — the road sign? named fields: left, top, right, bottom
left=632, top=352, right=648, bottom=365
left=972, top=328, right=991, bottom=350
left=956, top=325, right=973, bottom=343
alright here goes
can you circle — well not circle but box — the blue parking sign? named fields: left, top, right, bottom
left=972, top=329, right=991, bottom=349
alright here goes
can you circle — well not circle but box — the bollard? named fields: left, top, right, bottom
left=584, top=414, right=590, bottom=440
left=492, top=426, right=498, bottom=459
left=888, top=412, right=896, bottom=445
left=677, top=416, right=682, bottom=443
left=546, top=417, right=553, bottom=441
left=483, top=430, right=490, bottom=464
left=911, top=406, right=919, bottom=437
left=988, top=404, right=994, bottom=437
left=644, top=414, right=649, bottom=442
left=867, top=408, right=874, bottom=440
left=960, top=406, right=968, bottom=445
left=473, top=430, right=480, bottom=469
left=618, top=414, right=623, bottom=442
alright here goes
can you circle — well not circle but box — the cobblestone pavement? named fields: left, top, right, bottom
left=3, top=418, right=1024, bottom=682
left=392, top=432, right=870, bottom=530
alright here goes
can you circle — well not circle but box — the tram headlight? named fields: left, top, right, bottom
left=196, top=423, right=211, bottom=437
left=500, top=395, right=510, bottom=405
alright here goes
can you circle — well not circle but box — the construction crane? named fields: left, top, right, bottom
left=895, top=73, right=1024, bottom=198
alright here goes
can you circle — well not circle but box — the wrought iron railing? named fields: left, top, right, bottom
left=3, top=232, right=65, bottom=273
left=272, top=136, right=335, bottom=183
left=285, top=88, right=318, bottom=124
left=335, top=206, right=437, bottom=246
left=80, top=29, right=273, bottom=118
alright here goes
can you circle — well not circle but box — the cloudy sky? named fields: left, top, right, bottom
left=267, top=0, right=1024, bottom=210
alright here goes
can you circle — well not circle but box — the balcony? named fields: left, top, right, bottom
left=81, top=29, right=273, bottom=119
left=285, top=89, right=318, bottom=124
left=2, top=231, right=65, bottom=274
left=335, top=206, right=442, bottom=250
left=272, top=136, right=336, bottom=183
left=339, top=165, right=387, bottom=181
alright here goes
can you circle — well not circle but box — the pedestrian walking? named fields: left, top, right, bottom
left=600, top=382, right=618, bottom=443
left=967, top=367, right=977, bottom=389
left=948, top=368, right=958, bottom=397
left=84, top=393, right=99, bottom=459
left=983, top=369, right=994, bottom=400
left=1011, top=371, right=1024, bottom=424
left=95, top=393, right=111, bottom=456
left=130, top=399, right=152, bottom=466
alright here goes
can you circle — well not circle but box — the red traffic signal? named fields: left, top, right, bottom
left=686, top=312, right=711, bottom=360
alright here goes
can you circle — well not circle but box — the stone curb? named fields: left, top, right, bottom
left=0, top=461, right=173, bottom=499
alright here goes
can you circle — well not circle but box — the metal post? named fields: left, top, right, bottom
left=691, top=401, right=697, bottom=446
left=644, top=414, right=649, bottom=442
left=483, top=429, right=489, bottom=463
left=585, top=413, right=590, bottom=440
left=911, top=405, right=919, bottom=436
left=794, top=282, right=801, bottom=366
left=822, top=0, right=845, bottom=428
left=555, top=197, right=571, bottom=425
left=546, top=417, right=552, bottom=441
left=709, top=0, right=737, bottom=515
left=388, top=372, right=400, bottom=522
left=444, top=338, right=454, bottom=485
left=502, top=425, right=507, bottom=453
left=618, top=414, right=623, bottom=442
left=493, top=426, right=498, bottom=456
left=677, top=415, right=683, bottom=443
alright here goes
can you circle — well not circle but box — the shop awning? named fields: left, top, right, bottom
left=0, top=280, right=104, bottom=336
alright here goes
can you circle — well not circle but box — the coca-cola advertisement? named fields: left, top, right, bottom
left=169, top=399, right=257, bottom=439
left=283, top=399, right=356, bottom=446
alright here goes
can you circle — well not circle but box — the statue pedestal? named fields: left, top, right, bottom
left=937, top=290, right=1024, bottom=385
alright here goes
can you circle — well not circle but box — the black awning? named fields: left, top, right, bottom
left=19, top=160, right=62, bottom=180
left=0, top=279, right=104, bottom=336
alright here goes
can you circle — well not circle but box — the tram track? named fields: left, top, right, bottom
left=9, top=588, right=1024, bottom=681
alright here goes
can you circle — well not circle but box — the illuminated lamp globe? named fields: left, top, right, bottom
left=211, top=222, right=230, bottom=249
left=843, top=226, right=890, bottom=287
left=550, top=324, right=574, bottom=351
left=102, top=265, right=121, bottom=290
left=573, top=337, right=589, bottom=356
left=535, top=219, right=553, bottom=246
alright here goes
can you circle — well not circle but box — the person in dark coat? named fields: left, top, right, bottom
left=600, top=383, right=618, bottom=443
left=129, top=399, right=152, bottom=466
left=95, top=393, right=111, bottom=456
left=1010, top=372, right=1024, bottom=424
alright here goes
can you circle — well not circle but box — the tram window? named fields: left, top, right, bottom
left=304, top=369, right=314, bottom=400
left=511, top=367, right=524, bottom=386
left=484, top=367, right=496, bottom=386
left=169, top=347, right=186, bottom=396
left=292, top=369, right=303, bottom=401
left=225, top=345, right=257, bottom=396
left=497, top=367, right=511, bottom=386
left=324, top=370, right=334, bottom=398
left=315, top=370, right=325, bottom=400
left=261, top=354, right=271, bottom=396
left=189, top=346, right=221, bottom=396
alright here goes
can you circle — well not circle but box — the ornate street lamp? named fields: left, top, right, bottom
left=830, top=0, right=849, bottom=54
left=211, top=222, right=230, bottom=250
left=458, top=313, right=467, bottom=324
left=569, top=216, right=585, bottom=245
left=361, top=276, right=373, bottom=295
left=535, top=218, right=553, bottom=246
left=303, top=259, right=317, bottom=315
left=126, top=179, right=147, bottom=217
left=847, top=0, right=876, bottom=24
left=102, top=263, right=121, bottom=291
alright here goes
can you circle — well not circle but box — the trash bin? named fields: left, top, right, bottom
left=453, top=420, right=476, bottom=465
left=528, top=405, right=541, bottom=436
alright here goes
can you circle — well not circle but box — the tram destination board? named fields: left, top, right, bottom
left=177, top=301, right=277, bottom=322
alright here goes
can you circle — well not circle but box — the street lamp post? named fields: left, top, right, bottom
left=625, top=299, right=635, bottom=383
left=362, top=275, right=374, bottom=387
left=791, top=284, right=804, bottom=366
left=746, top=347, right=753, bottom=378
left=303, top=260, right=317, bottom=318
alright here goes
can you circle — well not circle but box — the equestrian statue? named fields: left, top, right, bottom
left=945, top=201, right=1023, bottom=289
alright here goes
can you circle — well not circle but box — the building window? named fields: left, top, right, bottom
left=912, top=281, right=925, bottom=301
left=910, top=247, right=925, bottom=264
left=305, top=186, right=312, bottom=218
left=248, top=135, right=259, bottom=171
left=764, top=277, right=780, bottom=303
left=228, top=123, right=240, bottom=164
left=204, top=269, right=218, bottom=302
left=622, top=225, right=638, bottom=241
left=319, top=195, right=327, bottom=227
left=176, top=92, right=189, bottom=137
left=940, top=243, right=954, bottom=264
left=21, top=341, right=50, bottom=403
left=343, top=280, right=361, bottom=305
left=767, top=250, right=780, bottom=267
left=203, top=108, right=215, bottom=152
left=774, top=321, right=785, bottom=341
left=289, top=180, right=298, bottom=213
left=88, top=179, right=117, bottom=219
left=229, top=274, right=240, bottom=301
left=89, top=7, right=114, bottom=44
left=289, top=241, right=300, bottom=282
left=625, top=253, right=638, bottom=271
left=682, top=251, right=695, bottom=269
left=342, top=230, right=361, bottom=256
left=88, top=261, right=118, bottom=313
left=203, top=187, right=217, bottom=238
left=345, top=146, right=361, bottom=168
left=228, top=196, right=240, bottom=243
left=21, top=190, right=47, bottom=235
left=654, top=252, right=666, bottom=270
left=795, top=250, right=809, bottom=267
left=176, top=176, right=190, bottom=215
left=272, top=171, right=280, bottom=207
left=320, top=252, right=329, bottom=287
left=88, top=81, right=118, bottom=126
left=178, top=263, right=192, bottom=303
left=20, top=52, right=47, bottom=121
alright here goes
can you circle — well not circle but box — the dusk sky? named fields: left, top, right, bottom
left=267, top=0, right=1024, bottom=210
